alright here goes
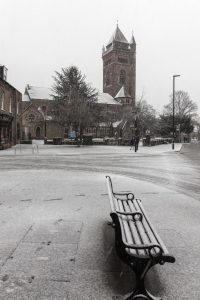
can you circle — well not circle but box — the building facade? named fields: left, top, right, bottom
left=0, top=66, right=22, bottom=150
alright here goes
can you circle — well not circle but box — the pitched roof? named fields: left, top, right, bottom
left=107, top=25, right=128, bottom=46
left=97, top=92, right=121, bottom=105
left=115, top=86, right=131, bottom=99
left=22, top=94, right=30, bottom=102
left=130, top=33, right=136, bottom=44
left=26, top=85, right=53, bottom=100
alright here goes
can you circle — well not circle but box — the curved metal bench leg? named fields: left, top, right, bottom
left=113, top=291, right=161, bottom=300
left=114, top=268, right=162, bottom=300
left=113, top=282, right=161, bottom=300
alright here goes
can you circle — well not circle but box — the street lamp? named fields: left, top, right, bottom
left=38, top=106, right=47, bottom=141
left=172, top=75, right=180, bottom=150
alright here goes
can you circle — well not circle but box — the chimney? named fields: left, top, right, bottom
left=0, top=65, right=8, bottom=81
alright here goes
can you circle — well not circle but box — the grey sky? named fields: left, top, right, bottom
left=1, top=0, right=200, bottom=113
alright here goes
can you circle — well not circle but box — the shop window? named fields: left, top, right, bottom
left=9, top=97, right=12, bottom=113
left=0, top=90, right=5, bottom=110
left=16, top=100, right=19, bottom=114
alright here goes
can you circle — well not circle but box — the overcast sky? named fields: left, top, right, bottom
left=1, top=0, right=200, bottom=113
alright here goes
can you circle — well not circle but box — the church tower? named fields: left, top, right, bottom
left=102, top=25, right=136, bottom=107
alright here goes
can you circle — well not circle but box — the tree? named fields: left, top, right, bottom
left=135, top=96, right=158, bottom=137
left=164, top=90, right=198, bottom=118
left=160, top=90, right=198, bottom=138
left=51, top=66, right=98, bottom=138
left=158, top=114, right=194, bottom=137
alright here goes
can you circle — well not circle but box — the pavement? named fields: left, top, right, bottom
left=0, top=143, right=199, bottom=299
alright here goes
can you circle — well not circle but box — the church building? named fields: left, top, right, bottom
left=21, top=25, right=136, bottom=143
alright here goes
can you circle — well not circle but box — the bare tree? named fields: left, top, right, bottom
left=164, top=90, right=198, bottom=118
left=135, top=95, right=158, bottom=137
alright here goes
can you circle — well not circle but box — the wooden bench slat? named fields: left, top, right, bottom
left=133, top=200, right=159, bottom=246
left=136, top=199, right=170, bottom=256
left=117, top=200, right=138, bottom=256
left=122, top=200, right=147, bottom=257
left=126, top=200, right=161, bottom=257
left=113, top=198, right=136, bottom=255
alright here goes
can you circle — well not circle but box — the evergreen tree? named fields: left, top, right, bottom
left=52, top=66, right=98, bottom=138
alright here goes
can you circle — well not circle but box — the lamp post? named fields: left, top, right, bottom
left=38, top=107, right=46, bottom=142
left=172, top=75, right=180, bottom=150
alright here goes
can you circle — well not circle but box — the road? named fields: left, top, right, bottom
left=1, top=143, right=200, bottom=201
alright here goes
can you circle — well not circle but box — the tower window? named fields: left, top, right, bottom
left=105, top=59, right=111, bottom=66
left=106, top=71, right=110, bottom=86
left=119, top=70, right=126, bottom=85
left=118, top=57, right=128, bottom=64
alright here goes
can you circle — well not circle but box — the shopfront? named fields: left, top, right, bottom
left=0, top=113, right=13, bottom=149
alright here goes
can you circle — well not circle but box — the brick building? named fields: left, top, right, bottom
left=22, top=85, right=121, bottom=140
left=22, top=85, right=63, bottom=140
left=0, top=66, right=22, bottom=150
left=102, top=24, right=136, bottom=106
left=102, top=25, right=136, bottom=140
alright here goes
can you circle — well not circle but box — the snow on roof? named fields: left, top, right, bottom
left=112, top=120, right=122, bottom=128
left=26, top=86, right=53, bottom=100
left=97, top=92, right=121, bottom=105
left=22, top=94, right=30, bottom=102
left=115, top=86, right=131, bottom=99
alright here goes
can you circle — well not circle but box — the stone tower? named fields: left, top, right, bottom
left=102, top=25, right=136, bottom=107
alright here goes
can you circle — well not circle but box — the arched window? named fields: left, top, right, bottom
left=106, top=71, right=110, bottom=86
left=42, top=106, right=46, bottom=112
left=36, top=127, right=41, bottom=138
left=119, top=70, right=126, bottom=85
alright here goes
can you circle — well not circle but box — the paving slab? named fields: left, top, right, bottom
left=1, top=242, right=77, bottom=280
left=0, top=275, right=69, bottom=300
left=0, top=144, right=199, bottom=299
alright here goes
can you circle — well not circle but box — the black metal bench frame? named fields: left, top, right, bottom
left=106, top=176, right=175, bottom=300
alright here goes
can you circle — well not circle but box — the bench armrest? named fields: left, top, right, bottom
left=123, top=241, right=163, bottom=259
left=116, top=210, right=143, bottom=221
left=114, top=192, right=134, bottom=200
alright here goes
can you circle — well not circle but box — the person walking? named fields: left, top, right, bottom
left=134, top=129, right=140, bottom=152
left=130, top=137, right=134, bottom=150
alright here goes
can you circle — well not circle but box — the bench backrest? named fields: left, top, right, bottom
left=106, top=175, right=116, bottom=213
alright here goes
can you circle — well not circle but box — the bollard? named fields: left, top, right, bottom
left=32, top=144, right=39, bottom=155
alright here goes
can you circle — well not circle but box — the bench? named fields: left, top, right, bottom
left=106, top=176, right=175, bottom=300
